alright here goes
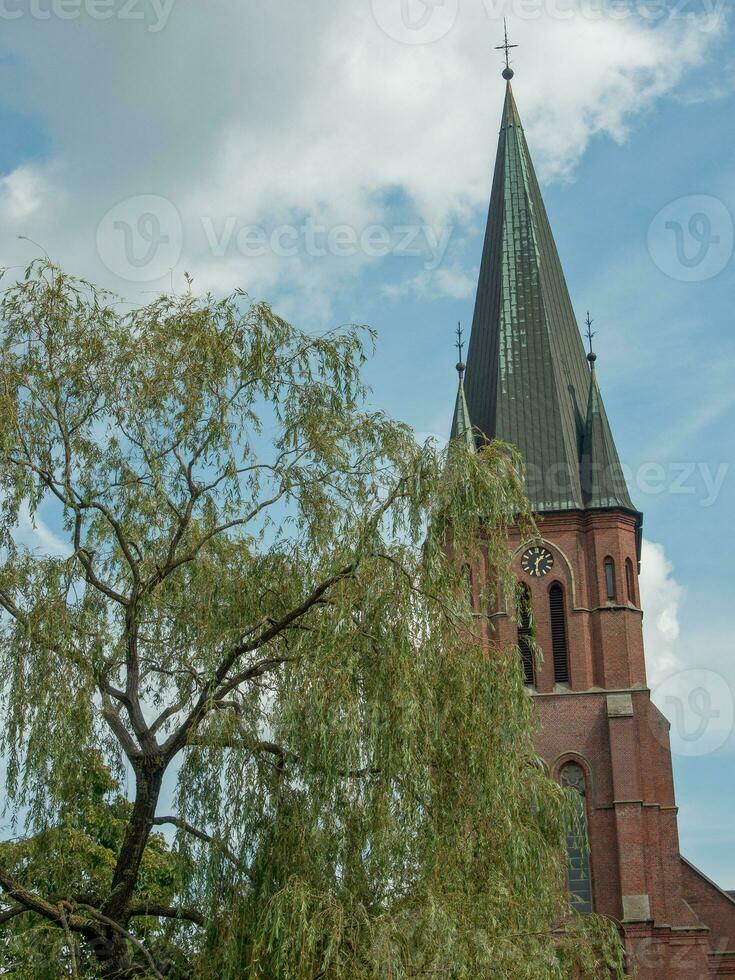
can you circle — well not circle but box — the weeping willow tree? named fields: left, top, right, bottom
left=0, top=260, right=624, bottom=978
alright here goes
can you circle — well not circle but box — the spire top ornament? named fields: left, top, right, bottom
left=495, top=19, right=518, bottom=80
left=585, top=312, right=597, bottom=368
left=455, top=321, right=466, bottom=375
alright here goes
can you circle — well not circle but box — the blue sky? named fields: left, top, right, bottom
left=1, top=1, right=734, bottom=886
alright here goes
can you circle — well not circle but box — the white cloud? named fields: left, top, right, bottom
left=0, top=166, right=49, bottom=222
left=13, top=501, right=69, bottom=557
left=381, top=262, right=477, bottom=301
left=412, top=428, right=448, bottom=450
left=0, top=2, right=724, bottom=312
left=640, top=538, right=685, bottom=687
left=641, top=539, right=735, bottom=756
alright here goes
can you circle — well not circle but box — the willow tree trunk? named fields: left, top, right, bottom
left=98, top=763, right=165, bottom=977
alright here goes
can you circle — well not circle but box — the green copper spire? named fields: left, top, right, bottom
left=461, top=75, right=636, bottom=517
left=580, top=327, right=635, bottom=511
left=450, top=323, right=476, bottom=451
left=451, top=369, right=475, bottom=452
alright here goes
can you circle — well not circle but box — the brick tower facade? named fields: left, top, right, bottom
left=454, top=67, right=735, bottom=977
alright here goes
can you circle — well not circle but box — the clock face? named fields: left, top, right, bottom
left=521, top=546, right=554, bottom=578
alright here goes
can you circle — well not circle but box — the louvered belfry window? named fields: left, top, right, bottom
left=516, top=584, right=535, bottom=686
left=549, top=583, right=569, bottom=683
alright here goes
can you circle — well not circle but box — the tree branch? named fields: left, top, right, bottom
left=144, top=486, right=290, bottom=593
left=8, top=453, right=130, bottom=607
left=51, top=390, right=141, bottom=587
left=213, top=654, right=295, bottom=702
left=0, top=587, right=93, bottom=679
left=76, top=905, right=164, bottom=980
left=0, top=903, right=30, bottom=924
left=100, top=693, right=141, bottom=763
left=126, top=902, right=205, bottom=927
left=151, top=816, right=244, bottom=872
left=0, top=865, right=100, bottom=941
left=160, top=563, right=352, bottom=759
left=161, top=478, right=410, bottom=759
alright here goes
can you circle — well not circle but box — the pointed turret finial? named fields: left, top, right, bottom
left=455, top=321, right=466, bottom=375
left=585, top=312, right=597, bottom=369
left=495, top=19, right=518, bottom=80
left=451, top=322, right=475, bottom=451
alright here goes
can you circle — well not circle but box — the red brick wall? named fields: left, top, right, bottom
left=476, top=508, right=730, bottom=975
left=680, top=858, right=735, bottom=968
left=500, top=510, right=646, bottom=692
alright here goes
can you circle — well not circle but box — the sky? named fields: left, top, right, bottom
left=1, top=0, right=734, bottom=886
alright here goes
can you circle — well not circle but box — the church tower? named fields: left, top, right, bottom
left=456, top=51, right=735, bottom=977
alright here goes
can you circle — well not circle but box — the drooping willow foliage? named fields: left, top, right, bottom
left=0, top=260, right=624, bottom=978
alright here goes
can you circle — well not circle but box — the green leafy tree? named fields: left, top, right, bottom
left=0, top=261, right=624, bottom=978
left=0, top=757, right=192, bottom=977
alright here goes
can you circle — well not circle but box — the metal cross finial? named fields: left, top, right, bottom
left=455, top=322, right=464, bottom=362
left=584, top=312, right=595, bottom=354
left=495, top=18, right=518, bottom=74
left=585, top=312, right=597, bottom=368
left=455, top=322, right=466, bottom=375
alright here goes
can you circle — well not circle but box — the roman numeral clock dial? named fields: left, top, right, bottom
left=521, top=546, right=554, bottom=578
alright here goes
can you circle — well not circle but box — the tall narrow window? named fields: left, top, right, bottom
left=561, top=763, right=593, bottom=914
left=516, top=584, right=535, bottom=686
left=549, top=583, right=569, bottom=683
left=604, top=557, right=616, bottom=601
left=625, top=558, right=636, bottom=604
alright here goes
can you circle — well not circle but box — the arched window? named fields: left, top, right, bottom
left=561, top=763, right=593, bottom=914
left=604, top=557, right=616, bottom=602
left=549, top=583, right=569, bottom=684
left=625, top=558, right=636, bottom=604
left=516, top=584, right=535, bottom=686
